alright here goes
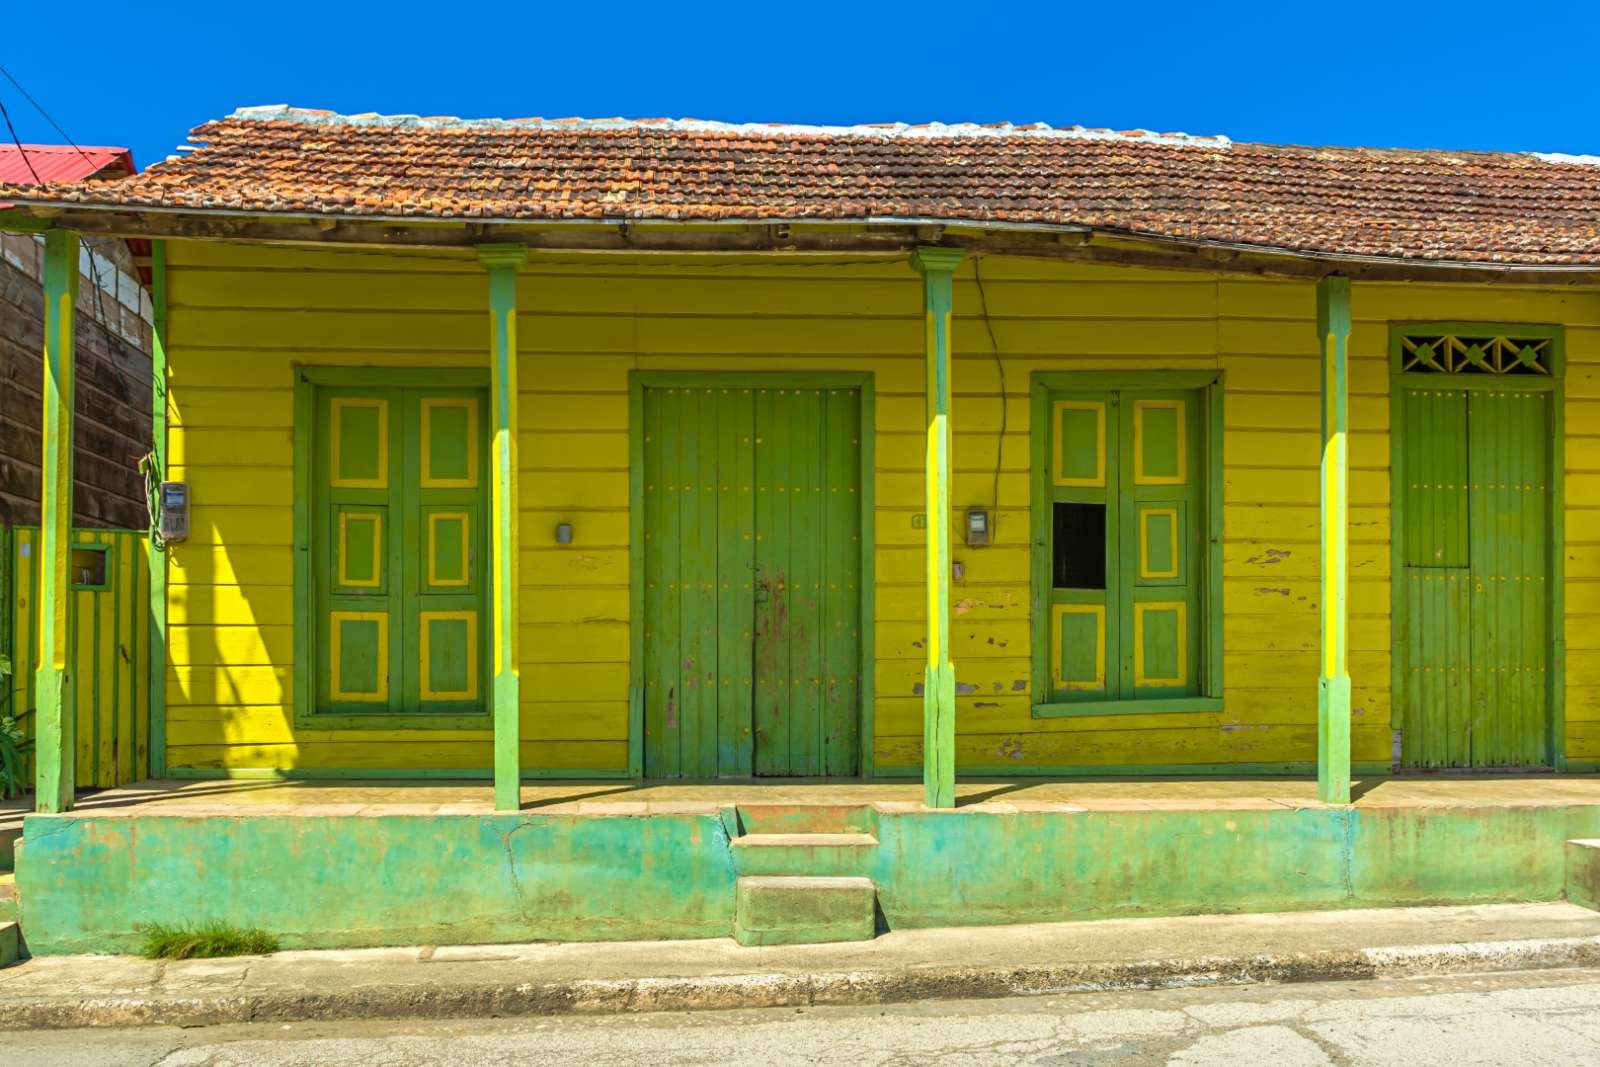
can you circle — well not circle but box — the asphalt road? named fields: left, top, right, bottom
left=11, top=967, right=1600, bottom=1066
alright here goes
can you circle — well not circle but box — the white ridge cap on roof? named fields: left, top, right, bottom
left=226, top=105, right=1234, bottom=148
left=1532, top=152, right=1600, bottom=166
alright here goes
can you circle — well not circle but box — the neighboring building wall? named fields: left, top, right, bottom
left=159, top=240, right=1600, bottom=775
left=0, top=231, right=153, bottom=528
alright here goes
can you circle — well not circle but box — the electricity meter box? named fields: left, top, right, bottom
left=160, top=481, right=190, bottom=542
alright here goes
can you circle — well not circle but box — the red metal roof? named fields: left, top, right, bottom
left=0, top=144, right=135, bottom=185
left=0, top=144, right=150, bottom=286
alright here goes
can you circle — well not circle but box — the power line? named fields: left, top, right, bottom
left=0, top=95, right=43, bottom=183
left=0, top=63, right=98, bottom=167
left=0, top=80, right=129, bottom=352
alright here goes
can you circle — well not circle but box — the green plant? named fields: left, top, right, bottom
left=0, top=654, right=26, bottom=800
left=136, top=920, right=280, bottom=960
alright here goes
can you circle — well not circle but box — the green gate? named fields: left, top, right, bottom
left=1393, top=327, right=1560, bottom=769
left=4, top=526, right=151, bottom=790
left=638, top=380, right=864, bottom=779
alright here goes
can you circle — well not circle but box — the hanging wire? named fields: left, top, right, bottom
left=0, top=63, right=100, bottom=168
left=0, top=95, right=43, bottom=183
left=971, top=256, right=1006, bottom=520
left=138, top=452, right=167, bottom=552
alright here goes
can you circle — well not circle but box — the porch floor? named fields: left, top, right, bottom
left=9, top=773, right=1600, bottom=822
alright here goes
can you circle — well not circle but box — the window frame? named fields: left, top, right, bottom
left=1029, top=371, right=1225, bottom=718
left=69, top=542, right=111, bottom=591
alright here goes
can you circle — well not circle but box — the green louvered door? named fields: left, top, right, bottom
left=1045, top=388, right=1203, bottom=703
left=314, top=386, right=489, bottom=716
left=1399, top=386, right=1550, bottom=767
left=642, top=384, right=861, bottom=778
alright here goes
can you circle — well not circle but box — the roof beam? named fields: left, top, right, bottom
left=7, top=204, right=1600, bottom=286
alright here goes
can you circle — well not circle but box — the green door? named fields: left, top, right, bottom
left=313, top=385, right=489, bottom=716
left=641, top=384, right=861, bottom=778
left=1399, top=386, right=1550, bottom=767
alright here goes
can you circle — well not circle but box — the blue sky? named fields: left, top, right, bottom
left=4, top=1, right=1598, bottom=171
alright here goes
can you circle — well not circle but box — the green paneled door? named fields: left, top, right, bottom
left=314, top=386, right=489, bottom=716
left=642, top=385, right=862, bottom=778
left=1044, top=388, right=1203, bottom=703
left=1399, top=386, right=1550, bottom=767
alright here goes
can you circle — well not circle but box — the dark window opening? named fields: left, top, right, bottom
left=71, top=546, right=108, bottom=589
left=1053, top=502, right=1105, bottom=590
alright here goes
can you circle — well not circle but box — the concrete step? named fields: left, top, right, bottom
left=735, top=803, right=874, bottom=836
left=0, top=922, right=17, bottom=968
left=0, top=872, right=16, bottom=923
left=730, top=832, right=878, bottom=877
left=1566, top=839, right=1600, bottom=910
left=734, top=875, right=876, bottom=947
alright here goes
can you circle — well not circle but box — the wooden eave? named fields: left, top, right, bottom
left=5, top=200, right=1600, bottom=286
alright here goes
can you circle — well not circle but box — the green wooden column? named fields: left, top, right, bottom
left=912, top=247, right=965, bottom=809
left=1317, top=275, right=1352, bottom=804
left=35, top=230, right=80, bottom=813
left=480, top=245, right=527, bottom=811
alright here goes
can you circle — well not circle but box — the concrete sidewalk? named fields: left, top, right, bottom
left=3, top=902, right=1600, bottom=1030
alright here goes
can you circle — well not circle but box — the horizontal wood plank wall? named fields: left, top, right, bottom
left=160, top=241, right=1600, bottom=775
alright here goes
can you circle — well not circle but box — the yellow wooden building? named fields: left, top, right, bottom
left=5, top=108, right=1599, bottom=811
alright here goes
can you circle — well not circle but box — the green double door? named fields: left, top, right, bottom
left=641, top=384, right=862, bottom=778
left=313, top=384, right=489, bottom=716
left=1398, top=386, right=1551, bottom=767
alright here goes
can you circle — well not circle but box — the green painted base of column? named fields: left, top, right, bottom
left=1566, top=840, right=1600, bottom=911
left=1318, top=674, right=1352, bottom=805
left=923, top=662, right=956, bottom=810
left=493, top=673, right=520, bottom=812
left=33, top=667, right=72, bottom=814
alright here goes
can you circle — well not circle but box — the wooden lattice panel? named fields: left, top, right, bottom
left=1400, top=333, right=1551, bottom=375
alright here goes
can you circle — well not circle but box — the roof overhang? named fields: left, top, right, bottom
left=5, top=198, right=1600, bottom=287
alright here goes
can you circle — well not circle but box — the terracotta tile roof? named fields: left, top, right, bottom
left=5, top=106, right=1600, bottom=266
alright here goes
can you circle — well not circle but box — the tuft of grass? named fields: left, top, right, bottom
left=136, top=920, right=280, bottom=960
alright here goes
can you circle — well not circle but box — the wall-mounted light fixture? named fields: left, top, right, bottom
left=555, top=523, right=574, bottom=545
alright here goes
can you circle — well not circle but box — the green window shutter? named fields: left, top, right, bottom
left=317, top=388, right=402, bottom=708
left=1119, top=392, right=1202, bottom=699
left=1036, top=377, right=1216, bottom=714
left=311, top=382, right=488, bottom=719
left=1045, top=391, right=1117, bottom=699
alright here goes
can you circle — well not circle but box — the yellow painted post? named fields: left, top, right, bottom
left=479, top=245, right=526, bottom=811
left=911, top=247, right=965, bottom=809
left=35, top=230, right=80, bottom=813
left=1317, top=275, right=1352, bottom=804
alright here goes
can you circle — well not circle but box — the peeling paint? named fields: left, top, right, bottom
left=17, top=801, right=1600, bottom=955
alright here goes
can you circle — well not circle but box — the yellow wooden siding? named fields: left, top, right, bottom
left=161, top=241, right=1600, bottom=773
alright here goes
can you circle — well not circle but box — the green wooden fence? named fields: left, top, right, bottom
left=3, top=525, right=151, bottom=790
